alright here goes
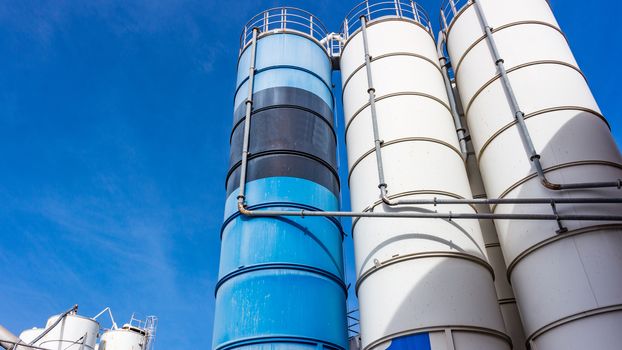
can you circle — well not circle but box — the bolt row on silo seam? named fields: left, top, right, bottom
left=212, top=8, right=348, bottom=350
left=339, top=1, right=510, bottom=349
left=442, top=0, right=622, bottom=349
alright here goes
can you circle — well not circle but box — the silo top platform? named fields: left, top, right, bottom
left=341, top=0, right=433, bottom=41
left=239, top=7, right=338, bottom=57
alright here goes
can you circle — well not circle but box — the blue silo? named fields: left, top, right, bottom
left=213, top=8, right=348, bottom=350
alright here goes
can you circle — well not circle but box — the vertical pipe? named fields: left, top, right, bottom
left=472, top=0, right=541, bottom=164
left=360, top=16, right=388, bottom=197
left=437, top=32, right=468, bottom=158
left=236, top=28, right=258, bottom=208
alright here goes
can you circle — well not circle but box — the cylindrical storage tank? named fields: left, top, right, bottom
left=39, top=314, right=99, bottom=350
left=340, top=1, right=510, bottom=349
left=98, top=327, right=146, bottom=350
left=442, top=0, right=622, bottom=349
left=212, top=8, right=347, bottom=350
left=18, top=328, right=44, bottom=346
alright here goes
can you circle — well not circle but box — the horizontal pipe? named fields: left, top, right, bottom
left=387, top=197, right=622, bottom=205
left=238, top=204, right=622, bottom=221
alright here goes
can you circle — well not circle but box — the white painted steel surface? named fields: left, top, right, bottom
left=39, top=314, right=99, bottom=350
left=444, top=0, right=622, bottom=348
left=341, top=16, right=509, bottom=350
left=18, top=328, right=43, bottom=346
left=465, top=141, right=527, bottom=350
left=99, top=329, right=146, bottom=350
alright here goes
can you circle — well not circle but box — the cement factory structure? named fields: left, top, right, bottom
left=0, top=306, right=157, bottom=350
left=214, top=0, right=622, bottom=350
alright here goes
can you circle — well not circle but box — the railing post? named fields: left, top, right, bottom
left=344, top=19, right=349, bottom=39
left=394, top=0, right=400, bottom=16
left=366, top=0, right=371, bottom=20
left=441, top=9, right=449, bottom=29
left=450, top=0, right=458, bottom=15
left=281, top=8, right=286, bottom=30
left=412, top=1, right=419, bottom=23
left=263, top=11, right=268, bottom=32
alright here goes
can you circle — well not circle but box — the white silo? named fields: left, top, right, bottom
left=442, top=0, right=622, bottom=349
left=98, top=324, right=147, bottom=350
left=340, top=1, right=510, bottom=349
left=38, top=314, right=100, bottom=350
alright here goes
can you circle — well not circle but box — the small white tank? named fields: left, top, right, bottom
left=18, top=328, right=44, bottom=346
left=98, top=324, right=146, bottom=350
left=38, top=314, right=100, bottom=350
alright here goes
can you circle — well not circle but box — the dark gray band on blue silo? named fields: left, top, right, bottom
left=226, top=153, right=340, bottom=196
left=232, top=87, right=334, bottom=130
left=229, top=107, right=338, bottom=171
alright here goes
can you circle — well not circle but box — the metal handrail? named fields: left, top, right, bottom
left=341, top=0, right=433, bottom=40
left=239, top=7, right=331, bottom=53
left=440, top=0, right=470, bottom=30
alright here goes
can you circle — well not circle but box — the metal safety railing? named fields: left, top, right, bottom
left=440, top=0, right=470, bottom=30
left=239, top=7, right=332, bottom=54
left=341, top=0, right=433, bottom=40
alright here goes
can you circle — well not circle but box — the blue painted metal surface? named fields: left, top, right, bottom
left=213, top=29, right=347, bottom=350
left=387, top=333, right=432, bottom=350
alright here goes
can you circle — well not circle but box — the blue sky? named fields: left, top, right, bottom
left=0, top=0, right=620, bottom=349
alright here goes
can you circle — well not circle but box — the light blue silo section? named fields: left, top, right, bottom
left=220, top=177, right=344, bottom=281
left=213, top=269, right=348, bottom=350
left=234, top=33, right=334, bottom=110
left=223, top=177, right=340, bottom=218
left=236, top=33, right=332, bottom=88
left=216, top=177, right=347, bottom=350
